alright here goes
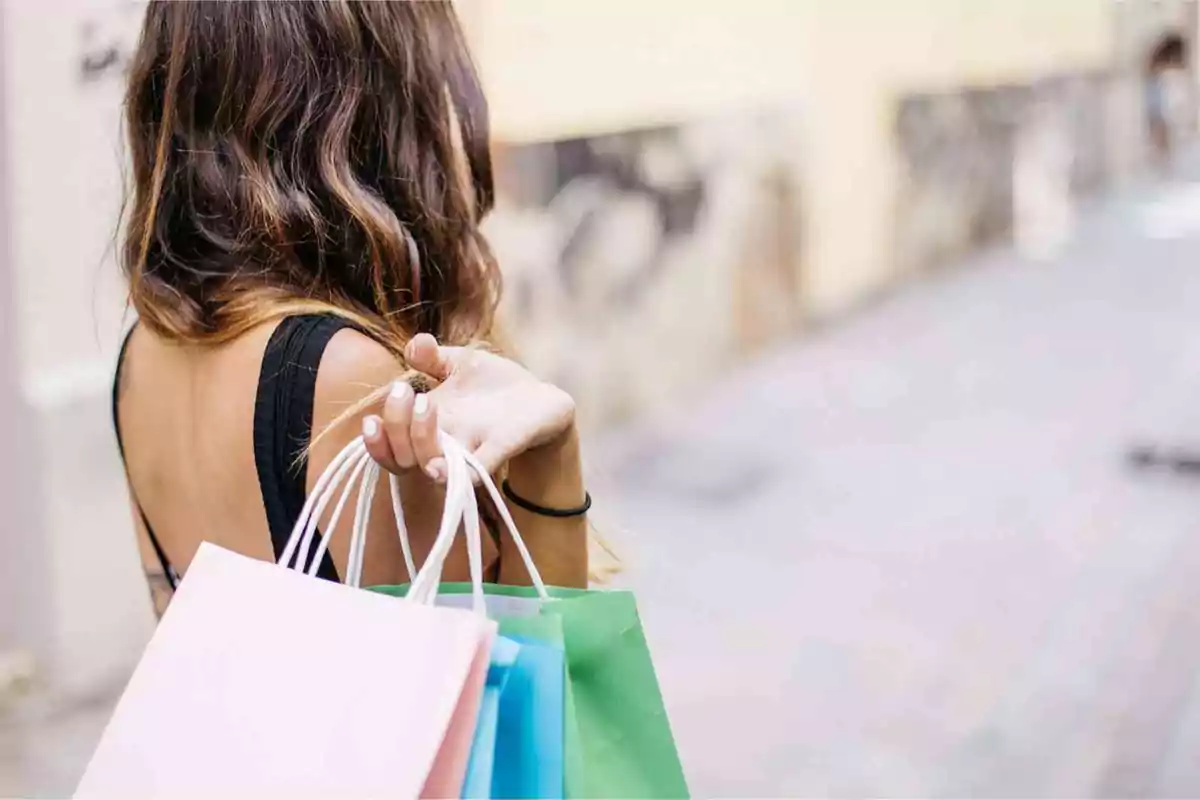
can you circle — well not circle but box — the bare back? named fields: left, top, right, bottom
left=115, top=316, right=496, bottom=613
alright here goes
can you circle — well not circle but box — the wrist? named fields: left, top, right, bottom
left=507, top=424, right=585, bottom=508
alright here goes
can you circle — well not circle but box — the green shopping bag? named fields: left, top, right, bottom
left=371, top=583, right=689, bottom=798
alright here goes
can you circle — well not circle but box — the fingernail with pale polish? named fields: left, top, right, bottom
left=390, top=381, right=410, bottom=401
left=425, top=460, right=444, bottom=483
left=362, top=416, right=380, bottom=439
left=413, top=394, right=429, bottom=417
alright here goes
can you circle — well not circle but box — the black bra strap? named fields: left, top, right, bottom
left=254, top=316, right=357, bottom=582
left=112, top=324, right=179, bottom=589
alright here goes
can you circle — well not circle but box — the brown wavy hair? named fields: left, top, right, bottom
left=122, top=0, right=498, bottom=355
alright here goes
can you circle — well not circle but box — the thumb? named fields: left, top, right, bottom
left=405, top=333, right=461, bottom=381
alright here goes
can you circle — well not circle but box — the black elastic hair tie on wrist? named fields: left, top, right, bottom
left=501, top=479, right=592, bottom=518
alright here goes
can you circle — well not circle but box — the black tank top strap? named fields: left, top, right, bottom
left=112, top=324, right=180, bottom=590
left=113, top=314, right=366, bottom=589
left=254, top=315, right=363, bottom=582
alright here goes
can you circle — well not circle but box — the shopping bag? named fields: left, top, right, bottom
left=544, top=589, right=688, bottom=798
left=496, top=629, right=567, bottom=799
left=371, top=436, right=689, bottom=799
left=78, top=436, right=496, bottom=799
left=424, top=624, right=495, bottom=799
left=463, top=636, right=521, bottom=798
left=77, top=544, right=494, bottom=798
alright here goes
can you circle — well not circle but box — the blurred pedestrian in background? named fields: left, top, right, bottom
left=1146, top=31, right=1189, bottom=169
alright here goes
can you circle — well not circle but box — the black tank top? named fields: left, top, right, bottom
left=112, top=315, right=356, bottom=589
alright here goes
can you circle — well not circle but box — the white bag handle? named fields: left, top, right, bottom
left=306, top=451, right=371, bottom=578
left=278, top=437, right=368, bottom=571
left=278, top=430, right=551, bottom=609
left=459, top=445, right=550, bottom=600
left=277, top=437, right=405, bottom=583
left=346, top=459, right=380, bottom=588
left=405, top=433, right=550, bottom=606
left=405, top=434, right=483, bottom=610
left=333, top=468, right=418, bottom=587
left=322, top=430, right=478, bottom=610
left=390, top=473, right=417, bottom=581
left=460, top=445, right=487, bottom=613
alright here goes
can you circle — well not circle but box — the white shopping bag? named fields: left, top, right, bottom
left=78, top=436, right=497, bottom=799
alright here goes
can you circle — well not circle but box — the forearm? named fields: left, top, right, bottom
left=498, top=426, right=589, bottom=588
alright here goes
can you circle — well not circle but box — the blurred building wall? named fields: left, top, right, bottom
left=470, top=0, right=1116, bottom=428
left=800, top=1, right=1115, bottom=297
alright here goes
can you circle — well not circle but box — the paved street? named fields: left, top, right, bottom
left=598, top=181, right=1200, bottom=796
left=9, top=180, right=1200, bottom=797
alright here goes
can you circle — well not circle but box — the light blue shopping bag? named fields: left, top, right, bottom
left=462, top=636, right=520, bottom=799
left=494, top=632, right=567, bottom=799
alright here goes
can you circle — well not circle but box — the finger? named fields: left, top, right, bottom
left=362, top=415, right=401, bottom=473
left=410, top=393, right=445, bottom=482
left=405, top=334, right=458, bottom=381
left=381, top=380, right=417, bottom=469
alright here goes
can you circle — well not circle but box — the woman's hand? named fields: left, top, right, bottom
left=363, top=333, right=589, bottom=588
left=361, top=333, right=576, bottom=482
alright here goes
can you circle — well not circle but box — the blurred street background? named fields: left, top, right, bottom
left=5, top=0, right=1200, bottom=796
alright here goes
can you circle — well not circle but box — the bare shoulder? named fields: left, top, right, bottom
left=313, top=328, right=403, bottom=434
left=317, top=328, right=401, bottom=400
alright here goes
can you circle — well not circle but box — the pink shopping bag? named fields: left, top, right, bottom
left=77, top=542, right=495, bottom=799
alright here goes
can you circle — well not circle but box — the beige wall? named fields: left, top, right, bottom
left=474, top=0, right=1114, bottom=314
left=474, top=0, right=804, bottom=141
